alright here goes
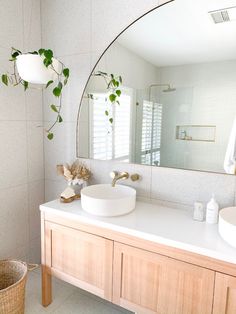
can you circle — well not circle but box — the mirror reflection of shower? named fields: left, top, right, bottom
left=140, top=83, right=176, bottom=167
left=148, top=83, right=176, bottom=99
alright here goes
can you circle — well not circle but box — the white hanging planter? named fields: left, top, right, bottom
left=16, top=54, right=61, bottom=84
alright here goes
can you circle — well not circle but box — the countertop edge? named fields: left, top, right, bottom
left=40, top=203, right=236, bottom=266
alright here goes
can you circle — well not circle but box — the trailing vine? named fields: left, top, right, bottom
left=88, top=71, right=122, bottom=124
left=1, top=47, right=70, bottom=140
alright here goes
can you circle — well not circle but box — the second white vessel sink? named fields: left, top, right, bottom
left=81, top=184, right=136, bottom=217
left=219, top=207, right=236, bottom=248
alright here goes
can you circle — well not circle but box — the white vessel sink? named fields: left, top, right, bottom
left=219, top=207, right=236, bottom=248
left=81, top=184, right=136, bottom=217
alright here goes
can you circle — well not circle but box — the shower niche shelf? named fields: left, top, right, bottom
left=176, top=125, right=216, bottom=142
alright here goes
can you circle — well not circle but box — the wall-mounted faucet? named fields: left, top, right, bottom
left=110, top=171, right=129, bottom=187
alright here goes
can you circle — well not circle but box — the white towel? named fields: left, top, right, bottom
left=224, top=117, right=236, bottom=174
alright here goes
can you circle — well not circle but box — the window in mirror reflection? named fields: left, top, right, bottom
left=90, top=88, right=133, bottom=162
left=141, top=101, right=162, bottom=166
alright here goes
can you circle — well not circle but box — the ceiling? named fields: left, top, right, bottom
left=117, top=0, right=236, bottom=67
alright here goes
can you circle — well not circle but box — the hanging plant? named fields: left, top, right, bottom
left=1, top=47, right=70, bottom=140
left=88, top=71, right=122, bottom=124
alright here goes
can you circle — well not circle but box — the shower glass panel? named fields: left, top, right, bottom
left=135, top=87, right=194, bottom=167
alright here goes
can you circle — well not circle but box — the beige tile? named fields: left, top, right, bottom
left=151, top=167, right=236, bottom=207
left=28, top=237, right=41, bottom=264
left=44, top=122, right=76, bottom=181
left=132, top=164, right=152, bottom=198
left=27, top=122, right=44, bottom=182
left=26, top=88, right=43, bottom=121
left=0, top=84, right=26, bottom=121
left=28, top=180, right=44, bottom=241
left=0, top=184, right=29, bottom=259
left=0, top=0, right=23, bottom=49
left=0, top=121, right=28, bottom=189
left=197, top=172, right=236, bottom=208
left=44, top=179, right=66, bottom=202
left=23, top=0, right=42, bottom=51
left=41, top=0, right=91, bottom=56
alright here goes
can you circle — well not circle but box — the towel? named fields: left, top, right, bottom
left=224, top=117, right=236, bottom=174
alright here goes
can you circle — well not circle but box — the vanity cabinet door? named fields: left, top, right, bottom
left=113, top=242, right=214, bottom=314
left=213, top=273, right=236, bottom=314
left=44, top=221, right=113, bottom=301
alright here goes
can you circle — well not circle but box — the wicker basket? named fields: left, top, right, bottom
left=0, top=260, right=28, bottom=314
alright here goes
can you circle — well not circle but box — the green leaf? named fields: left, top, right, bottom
left=47, top=132, right=54, bottom=140
left=119, top=76, right=122, bottom=84
left=58, top=115, right=63, bottom=123
left=46, top=80, right=53, bottom=88
left=116, top=89, right=121, bottom=97
left=1, top=74, right=8, bottom=86
left=109, top=118, right=113, bottom=124
left=44, top=49, right=53, bottom=59
left=115, top=80, right=119, bottom=87
left=11, top=51, right=20, bottom=59
left=109, top=94, right=116, bottom=102
left=38, top=48, right=45, bottom=56
left=50, top=104, right=58, bottom=112
left=57, top=82, right=63, bottom=90
left=53, top=87, right=61, bottom=97
left=23, top=80, right=28, bottom=91
left=43, top=58, right=52, bottom=67
left=63, top=68, right=69, bottom=78
left=105, top=110, right=109, bottom=116
left=64, top=78, right=68, bottom=86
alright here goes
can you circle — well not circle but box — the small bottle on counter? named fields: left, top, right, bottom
left=206, top=194, right=219, bottom=224
left=193, top=202, right=204, bottom=221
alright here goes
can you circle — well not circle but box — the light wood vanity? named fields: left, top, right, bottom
left=40, top=200, right=236, bottom=314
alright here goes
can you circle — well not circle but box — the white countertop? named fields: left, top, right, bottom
left=40, top=199, right=236, bottom=265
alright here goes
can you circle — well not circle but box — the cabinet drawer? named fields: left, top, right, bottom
left=213, top=273, right=236, bottom=314
left=113, top=242, right=214, bottom=314
left=44, top=221, right=113, bottom=301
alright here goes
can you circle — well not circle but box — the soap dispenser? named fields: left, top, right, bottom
left=206, top=194, right=219, bottom=224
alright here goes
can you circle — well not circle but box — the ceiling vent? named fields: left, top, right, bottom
left=209, top=6, right=236, bottom=24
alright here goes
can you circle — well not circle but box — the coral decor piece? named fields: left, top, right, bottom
left=57, top=161, right=91, bottom=203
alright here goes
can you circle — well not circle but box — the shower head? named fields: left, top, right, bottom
left=162, top=86, right=176, bottom=92
left=148, top=84, right=176, bottom=99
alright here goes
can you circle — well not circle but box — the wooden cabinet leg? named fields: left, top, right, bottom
left=42, top=265, right=52, bottom=307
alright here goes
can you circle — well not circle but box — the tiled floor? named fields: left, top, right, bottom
left=25, top=269, right=133, bottom=314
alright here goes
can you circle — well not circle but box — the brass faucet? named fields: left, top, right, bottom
left=110, top=171, right=129, bottom=187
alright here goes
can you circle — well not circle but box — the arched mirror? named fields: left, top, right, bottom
left=77, top=0, right=236, bottom=174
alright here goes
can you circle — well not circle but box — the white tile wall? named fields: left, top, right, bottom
left=41, top=0, right=236, bottom=213
left=0, top=0, right=44, bottom=263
